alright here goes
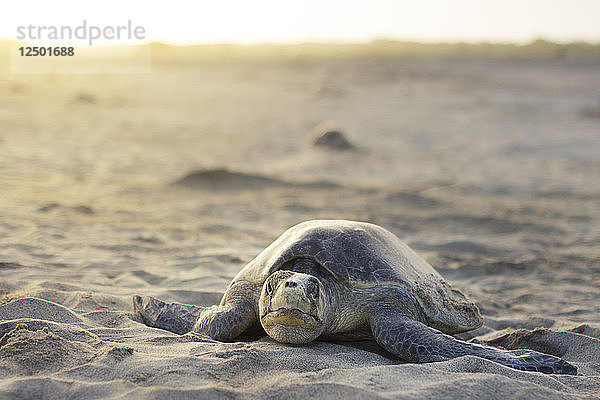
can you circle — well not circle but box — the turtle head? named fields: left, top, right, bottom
left=259, top=270, right=329, bottom=344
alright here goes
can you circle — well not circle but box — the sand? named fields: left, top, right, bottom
left=1, top=53, right=599, bottom=399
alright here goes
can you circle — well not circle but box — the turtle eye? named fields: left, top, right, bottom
left=265, top=280, right=274, bottom=295
left=306, top=280, right=319, bottom=299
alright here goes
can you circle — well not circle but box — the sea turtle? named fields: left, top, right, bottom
left=133, top=219, right=577, bottom=375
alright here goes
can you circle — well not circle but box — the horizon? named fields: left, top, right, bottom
left=4, top=37, right=600, bottom=48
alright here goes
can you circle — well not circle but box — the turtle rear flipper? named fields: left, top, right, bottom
left=370, top=309, right=578, bottom=375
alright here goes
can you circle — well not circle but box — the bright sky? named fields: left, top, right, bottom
left=2, top=0, right=600, bottom=45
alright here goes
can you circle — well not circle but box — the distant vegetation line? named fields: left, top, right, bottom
left=1, top=39, right=599, bottom=61
left=147, top=39, right=600, bottom=60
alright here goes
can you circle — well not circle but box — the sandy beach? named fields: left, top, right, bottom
left=1, top=47, right=599, bottom=399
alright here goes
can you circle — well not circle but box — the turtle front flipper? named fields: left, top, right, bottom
left=133, top=295, right=204, bottom=334
left=134, top=281, right=260, bottom=340
left=370, top=309, right=578, bottom=375
left=193, top=280, right=261, bottom=341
